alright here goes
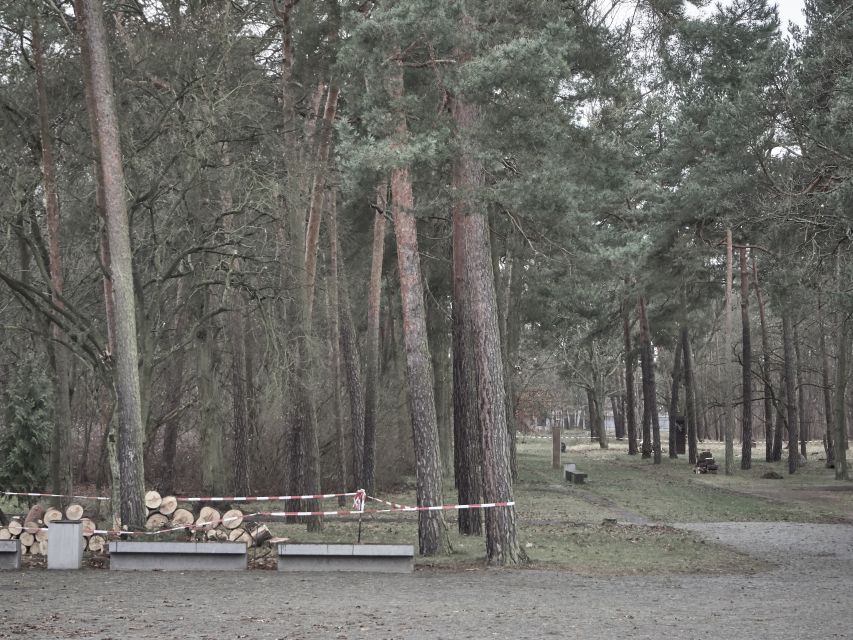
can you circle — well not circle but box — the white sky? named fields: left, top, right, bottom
left=775, top=0, right=807, bottom=29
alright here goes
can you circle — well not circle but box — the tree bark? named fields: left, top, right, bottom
left=752, top=256, right=774, bottom=462
left=388, top=60, right=446, bottom=556
left=623, top=299, right=639, bottom=455
left=681, top=326, right=698, bottom=464
left=818, top=296, right=836, bottom=468
left=158, top=280, right=187, bottom=495
left=793, top=324, right=808, bottom=459
left=450, top=78, right=523, bottom=563
left=75, top=0, right=146, bottom=528
left=452, top=194, right=482, bottom=537
left=33, top=12, right=73, bottom=503
left=782, top=311, right=800, bottom=475
left=723, top=229, right=735, bottom=475
left=668, top=340, right=683, bottom=459
left=363, top=185, right=387, bottom=494
left=637, top=297, right=660, bottom=463
left=326, top=192, right=348, bottom=501
left=739, top=248, right=753, bottom=470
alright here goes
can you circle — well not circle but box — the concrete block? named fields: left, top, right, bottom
left=277, top=543, right=414, bottom=573
left=48, top=521, right=84, bottom=570
left=0, top=540, right=21, bottom=570
left=108, top=541, right=247, bottom=571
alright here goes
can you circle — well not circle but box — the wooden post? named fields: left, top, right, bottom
left=552, top=422, right=561, bottom=469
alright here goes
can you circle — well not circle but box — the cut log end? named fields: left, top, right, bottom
left=65, top=504, right=85, bottom=521
left=222, top=509, right=244, bottom=530
left=145, top=490, right=163, bottom=510
left=158, top=496, right=178, bottom=516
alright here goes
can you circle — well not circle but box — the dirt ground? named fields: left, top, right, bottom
left=2, top=522, right=851, bottom=640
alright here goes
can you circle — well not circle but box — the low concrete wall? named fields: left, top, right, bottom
left=0, top=540, right=21, bottom=570
left=109, top=541, right=247, bottom=571
left=277, top=543, right=414, bottom=573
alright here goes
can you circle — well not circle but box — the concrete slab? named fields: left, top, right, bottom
left=48, top=521, right=84, bottom=570
left=108, top=541, right=247, bottom=571
left=0, top=540, right=21, bottom=570
left=277, top=543, right=414, bottom=573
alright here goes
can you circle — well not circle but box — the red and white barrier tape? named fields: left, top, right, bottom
left=2, top=490, right=358, bottom=503
left=175, top=492, right=359, bottom=503
left=263, top=501, right=515, bottom=518
left=2, top=490, right=111, bottom=501
left=367, top=495, right=415, bottom=510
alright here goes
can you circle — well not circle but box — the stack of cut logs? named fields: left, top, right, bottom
left=144, top=491, right=272, bottom=547
left=0, top=503, right=104, bottom=555
left=694, top=451, right=719, bottom=474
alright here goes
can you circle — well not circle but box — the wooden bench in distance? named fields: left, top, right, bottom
left=277, top=543, right=414, bottom=573
left=0, top=540, right=20, bottom=570
left=564, top=463, right=588, bottom=484
left=108, top=541, right=247, bottom=571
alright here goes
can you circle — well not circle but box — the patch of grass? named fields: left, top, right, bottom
left=548, top=437, right=852, bottom=523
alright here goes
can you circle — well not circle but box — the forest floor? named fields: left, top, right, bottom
left=2, top=434, right=852, bottom=638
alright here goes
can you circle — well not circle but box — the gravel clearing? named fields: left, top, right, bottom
left=2, top=522, right=851, bottom=639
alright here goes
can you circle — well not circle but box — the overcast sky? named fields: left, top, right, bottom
left=775, top=0, right=806, bottom=29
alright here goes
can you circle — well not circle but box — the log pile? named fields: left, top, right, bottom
left=0, top=492, right=275, bottom=555
left=0, top=503, right=102, bottom=555
left=694, top=451, right=719, bottom=474
left=143, top=491, right=270, bottom=548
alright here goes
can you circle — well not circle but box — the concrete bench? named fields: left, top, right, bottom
left=108, top=541, right=247, bottom=571
left=277, top=543, right=414, bottom=573
left=0, top=540, right=21, bottom=570
left=564, top=463, right=588, bottom=484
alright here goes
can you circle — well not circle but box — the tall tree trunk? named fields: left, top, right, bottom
left=33, top=12, right=72, bottom=503
left=668, top=340, right=683, bottom=459
left=461, top=210, right=524, bottom=565
left=682, top=326, right=698, bottom=464
left=388, top=60, right=447, bottom=555
left=819, top=297, right=836, bottom=468
left=794, top=325, right=808, bottom=459
left=624, top=301, right=639, bottom=455
left=723, top=230, right=735, bottom=475
left=335, top=231, right=366, bottom=492
left=452, top=194, right=482, bottom=536
left=326, top=194, right=347, bottom=502
left=782, top=312, right=800, bottom=475
left=363, top=185, right=387, bottom=494
left=752, top=256, right=774, bottom=462
left=493, top=224, right=519, bottom=479
left=391, top=189, right=447, bottom=554
left=75, top=0, right=146, bottom=528
left=637, top=297, right=661, bottom=463
left=773, top=369, right=786, bottom=462
left=197, top=297, right=225, bottom=495
left=834, top=315, right=849, bottom=480
left=429, top=296, right=453, bottom=481
left=158, top=280, right=187, bottom=495
left=740, top=248, right=753, bottom=470
left=834, top=251, right=849, bottom=480
left=289, top=83, right=339, bottom=529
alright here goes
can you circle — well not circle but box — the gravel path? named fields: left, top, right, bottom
left=3, top=522, right=852, bottom=639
